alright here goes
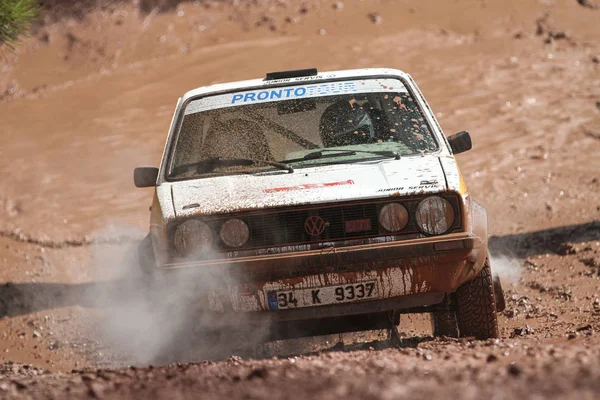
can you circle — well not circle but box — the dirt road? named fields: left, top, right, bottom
left=0, top=0, right=599, bottom=398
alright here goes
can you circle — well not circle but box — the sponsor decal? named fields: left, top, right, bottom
left=407, top=185, right=439, bottom=190
left=256, top=244, right=312, bottom=255
left=231, top=82, right=357, bottom=104
left=184, top=78, right=408, bottom=115
left=261, top=73, right=337, bottom=85
left=345, top=218, right=372, bottom=233
left=263, top=179, right=354, bottom=193
left=377, top=183, right=441, bottom=193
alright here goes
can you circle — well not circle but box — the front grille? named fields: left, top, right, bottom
left=168, top=194, right=463, bottom=255
left=243, top=202, right=381, bottom=248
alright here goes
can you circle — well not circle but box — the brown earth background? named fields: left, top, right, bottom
left=0, top=0, right=599, bottom=398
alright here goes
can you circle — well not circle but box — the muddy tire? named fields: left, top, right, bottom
left=431, top=311, right=459, bottom=337
left=456, top=258, right=499, bottom=339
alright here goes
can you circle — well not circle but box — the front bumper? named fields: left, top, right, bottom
left=159, top=232, right=487, bottom=319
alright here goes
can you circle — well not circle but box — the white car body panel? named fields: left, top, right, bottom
left=170, top=155, right=448, bottom=217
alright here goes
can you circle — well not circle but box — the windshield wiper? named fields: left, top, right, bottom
left=173, top=157, right=294, bottom=175
left=283, top=149, right=401, bottom=164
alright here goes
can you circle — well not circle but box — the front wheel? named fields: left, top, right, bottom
left=455, top=258, right=500, bottom=339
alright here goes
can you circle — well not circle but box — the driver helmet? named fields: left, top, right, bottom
left=319, top=100, right=376, bottom=147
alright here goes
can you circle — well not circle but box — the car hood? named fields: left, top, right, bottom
left=170, top=156, right=449, bottom=217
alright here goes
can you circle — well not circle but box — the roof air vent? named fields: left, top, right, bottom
left=264, top=68, right=318, bottom=81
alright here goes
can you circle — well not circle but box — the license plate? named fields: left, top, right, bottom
left=267, top=281, right=378, bottom=310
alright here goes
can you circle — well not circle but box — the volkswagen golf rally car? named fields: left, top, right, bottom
left=134, top=68, right=505, bottom=342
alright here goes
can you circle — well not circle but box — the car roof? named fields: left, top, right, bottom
left=181, top=68, right=411, bottom=101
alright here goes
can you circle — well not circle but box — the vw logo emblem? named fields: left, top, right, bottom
left=304, top=216, right=326, bottom=236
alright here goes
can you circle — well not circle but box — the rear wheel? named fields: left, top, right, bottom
left=455, top=258, right=499, bottom=339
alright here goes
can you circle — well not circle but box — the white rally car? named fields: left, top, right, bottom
left=134, top=68, right=504, bottom=342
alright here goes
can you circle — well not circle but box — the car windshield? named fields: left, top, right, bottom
left=168, top=78, right=438, bottom=179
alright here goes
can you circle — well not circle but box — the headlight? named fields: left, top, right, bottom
left=219, top=218, right=250, bottom=248
left=173, top=220, right=213, bottom=257
left=415, top=196, right=455, bottom=235
left=378, top=203, right=409, bottom=232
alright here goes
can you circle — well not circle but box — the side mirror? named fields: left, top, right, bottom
left=134, top=167, right=159, bottom=188
left=447, top=131, right=472, bottom=154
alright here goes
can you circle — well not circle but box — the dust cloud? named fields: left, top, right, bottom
left=489, top=254, right=522, bottom=285
left=85, top=224, right=267, bottom=366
